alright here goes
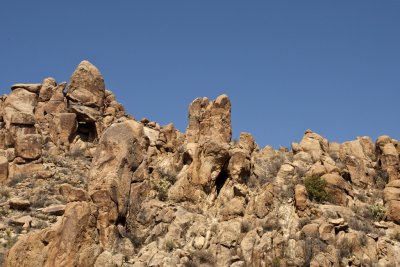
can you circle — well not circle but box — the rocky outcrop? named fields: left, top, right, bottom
left=2, top=61, right=400, bottom=267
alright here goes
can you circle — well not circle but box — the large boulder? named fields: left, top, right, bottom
left=66, top=60, right=105, bottom=109
left=384, top=180, right=400, bottom=224
left=338, top=137, right=376, bottom=186
left=89, top=120, right=149, bottom=249
left=186, top=94, right=231, bottom=144
left=49, top=113, right=77, bottom=147
left=292, top=130, right=328, bottom=162
left=3, top=88, right=37, bottom=127
left=0, top=155, right=8, bottom=183
left=15, top=134, right=42, bottom=160
left=376, top=136, right=399, bottom=182
left=5, top=201, right=101, bottom=267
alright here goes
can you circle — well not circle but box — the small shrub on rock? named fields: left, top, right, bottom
left=304, top=176, right=330, bottom=202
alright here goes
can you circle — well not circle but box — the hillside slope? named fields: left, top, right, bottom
left=1, top=61, right=400, bottom=267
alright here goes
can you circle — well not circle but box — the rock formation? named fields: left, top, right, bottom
left=0, top=61, right=399, bottom=267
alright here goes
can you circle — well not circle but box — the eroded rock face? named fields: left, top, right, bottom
left=3, top=61, right=400, bottom=267
left=66, top=60, right=105, bottom=109
left=186, top=94, right=231, bottom=144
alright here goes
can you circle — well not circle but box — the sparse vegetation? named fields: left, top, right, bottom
left=0, top=188, right=11, bottom=200
left=151, top=178, right=171, bottom=201
left=272, top=257, right=281, bottom=267
left=304, top=176, right=331, bottom=202
left=368, top=204, right=385, bottom=221
left=67, top=147, right=85, bottom=159
left=164, top=239, right=175, bottom=252
left=192, top=250, right=216, bottom=265
left=240, top=220, right=251, bottom=233
left=8, top=173, right=29, bottom=187
left=338, top=238, right=356, bottom=259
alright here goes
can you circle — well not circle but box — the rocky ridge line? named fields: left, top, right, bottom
left=0, top=61, right=399, bottom=266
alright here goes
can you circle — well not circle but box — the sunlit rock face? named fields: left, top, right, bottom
left=2, top=61, right=400, bottom=267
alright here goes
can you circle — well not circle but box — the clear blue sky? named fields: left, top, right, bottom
left=1, top=1, right=399, bottom=148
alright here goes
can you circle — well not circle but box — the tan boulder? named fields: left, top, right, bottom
left=43, top=83, right=67, bottom=115
left=9, top=198, right=31, bottom=210
left=59, top=183, right=89, bottom=202
left=0, top=155, right=8, bottom=183
left=5, top=201, right=101, bottom=267
left=42, top=204, right=66, bottom=216
left=301, top=223, right=319, bottom=237
left=294, top=184, right=308, bottom=211
left=15, top=134, right=42, bottom=160
left=66, top=60, right=105, bottom=108
left=186, top=94, right=231, bottom=143
left=89, top=120, right=148, bottom=248
left=321, top=173, right=352, bottom=206
left=11, top=83, right=41, bottom=94
left=293, top=130, right=328, bottom=161
left=38, top=77, right=56, bottom=102
left=338, top=138, right=375, bottom=186
left=384, top=180, right=400, bottom=223
left=49, top=113, right=77, bottom=147
left=188, top=140, right=230, bottom=192
left=3, top=88, right=37, bottom=127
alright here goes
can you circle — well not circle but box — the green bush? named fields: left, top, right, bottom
left=304, top=176, right=330, bottom=202
left=368, top=204, right=385, bottom=221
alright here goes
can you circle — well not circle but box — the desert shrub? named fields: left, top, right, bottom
left=192, top=250, right=215, bottom=265
left=262, top=218, right=280, bottom=232
left=0, top=188, right=10, bottom=200
left=272, top=257, right=281, bottom=267
left=68, top=147, right=84, bottom=159
left=240, top=220, right=251, bottom=233
left=164, top=239, right=175, bottom=252
left=393, top=232, right=400, bottom=242
left=302, top=237, right=327, bottom=267
left=8, top=173, right=29, bottom=187
left=30, top=193, right=48, bottom=208
left=359, top=232, right=368, bottom=246
left=338, top=238, right=356, bottom=259
left=298, top=217, right=311, bottom=229
left=279, top=183, right=295, bottom=199
left=304, top=176, right=330, bottom=202
left=126, top=231, right=143, bottom=249
left=355, top=192, right=368, bottom=203
left=368, top=204, right=385, bottom=221
left=374, top=169, right=389, bottom=190
left=151, top=178, right=171, bottom=201
left=347, top=216, right=373, bottom=233
left=182, top=260, right=197, bottom=267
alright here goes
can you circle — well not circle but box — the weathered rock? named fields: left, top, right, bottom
left=15, top=134, right=42, bottom=160
left=11, top=83, right=41, bottom=94
left=59, top=183, right=89, bottom=202
left=186, top=94, right=231, bottom=143
left=377, top=136, right=399, bottom=182
left=49, top=113, right=77, bottom=147
left=321, top=173, right=352, bottom=206
left=42, top=205, right=66, bottom=216
left=5, top=201, right=101, bottom=267
left=0, top=155, right=8, bottom=183
left=294, top=184, right=308, bottom=211
left=384, top=180, right=400, bottom=224
left=38, top=77, right=56, bottom=102
left=43, top=83, right=67, bottom=115
left=4, top=88, right=37, bottom=127
left=292, top=130, right=328, bottom=161
left=9, top=198, right=31, bottom=210
left=66, top=60, right=105, bottom=109
left=89, top=120, right=148, bottom=249
left=10, top=215, right=32, bottom=227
